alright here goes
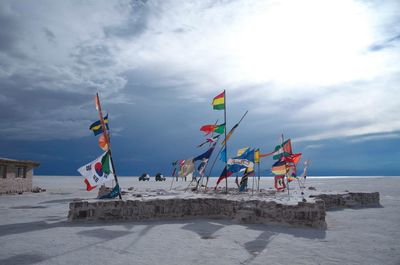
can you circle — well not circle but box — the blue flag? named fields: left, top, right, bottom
left=220, top=147, right=227, bottom=162
left=89, top=114, right=109, bottom=136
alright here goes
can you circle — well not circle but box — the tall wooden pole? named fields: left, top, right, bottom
left=257, top=155, right=261, bottom=192
left=96, top=93, right=122, bottom=199
left=223, top=90, right=228, bottom=193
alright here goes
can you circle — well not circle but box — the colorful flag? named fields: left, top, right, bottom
left=227, top=149, right=255, bottom=173
left=98, top=134, right=109, bottom=151
left=221, top=123, right=238, bottom=146
left=282, top=153, right=302, bottom=164
left=89, top=114, right=109, bottom=136
left=271, top=160, right=287, bottom=175
left=216, top=166, right=233, bottom=185
left=200, top=123, right=225, bottom=135
left=179, top=159, right=195, bottom=178
left=236, top=147, right=249, bottom=156
left=272, top=139, right=292, bottom=160
left=254, top=149, right=260, bottom=163
left=78, top=151, right=114, bottom=190
left=274, top=175, right=286, bottom=191
left=220, top=147, right=227, bottom=162
left=193, top=142, right=217, bottom=162
left=98, top=184, right=120, bottom=199
left=197, top=135, right=220, bottom=147
left=212, top=91, right=225, bottom=110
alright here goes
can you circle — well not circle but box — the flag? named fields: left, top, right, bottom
left=89, top=114, right=109, bottom=136
left=287, top=164, right=297, bottom=182
left=78, top=151, right=114, bottom=190
left=254, top=149, right=260, bottom=163
left=216, top=166, right=233, bottom=185
left=98, top=184, right=120, bottom=199
left=271, top=160, right=287, bottom=175
left=220, top=147, right=227, bottom=162
left=197, top=135, right=220, bottom=147
left=200, top=123, right=225, bottom=135
left=179, top=159, right=195, bottom=178
left=193, top=142, right=217, bottom=162
left=212, top=91, right=225, bottom=110
left=84, top=178, right=96, bottom=191
left=274, top=175, right=286, bottom=191
left=236, top=147, right=249, bottom=156
left=282, top=153, right=302, bottom=164
left=221, top=123, right=239, bottom=146
left=272, top=139, right=292, bottom=160
left=227, top=149, right=255, bottom=173
left=98, top=134, right=109, bottom=151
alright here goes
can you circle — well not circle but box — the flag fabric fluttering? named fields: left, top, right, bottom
left=216, top=166, right=234, bottom=185
left=236, top=147, right=249, bottom=157
left=216, top=148, right=255, bottom=186
left=212, top=91, right=225, bottom=110
left=220, top=147, right=227, bottom=162
left=197, top=135, right=220, bottom=148
left=89, top=114, right=109, bottom=136
left=271, top=160, right=287, bottom=175
left=272, top=139, right=292, bottom=160
left=221, top=123, right=238, bottom=146
left=200, top=123, right=225, bottom=135
left=78, top=151, right=114, bottom=190
left=98, top=184, right=121, bottom=199
left=98, top=134, right=109, bottom=151
left=254, top=149, right=260, bottom=163
left=282, top=153, right=302, bottom=164
left=193, top=142, right=217, bottom=162
left=179, top=159, right=195, bottom=178
left=274, top=175, right=286, bottom=191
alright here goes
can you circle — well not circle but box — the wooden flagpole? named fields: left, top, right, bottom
left=96, top=93, right=122, bottom=199
left=257, top=150, right=261, bottom=192
left=281, top=133, right=290, bottom=198
left=204, top=110, right=248, bottom=190
left=223, top=90, right=228, bottom=193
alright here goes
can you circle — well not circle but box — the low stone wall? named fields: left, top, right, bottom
left=68, top=198, right=327, bottom=228
left=68, top=192, right=380, bottom=229
left=309, top=192, right=380, bottom=210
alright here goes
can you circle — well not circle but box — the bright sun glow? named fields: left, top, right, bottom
left=225, top=0, right=377, bottom=87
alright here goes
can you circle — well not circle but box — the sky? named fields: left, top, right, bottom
left=0, top=0, right=399, bottom=177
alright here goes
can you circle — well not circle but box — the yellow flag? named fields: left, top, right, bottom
left=255, top=149, right=260, bottom=163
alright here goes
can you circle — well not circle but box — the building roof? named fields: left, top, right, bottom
left=0, top=157, right=40, bottom=167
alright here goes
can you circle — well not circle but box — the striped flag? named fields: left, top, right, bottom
left=212, top=91, right=225, bottom=110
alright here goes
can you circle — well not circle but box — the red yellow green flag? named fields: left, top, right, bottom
left=212, top=91, right=225, bottom=110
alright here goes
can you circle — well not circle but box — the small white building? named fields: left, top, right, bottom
left=0, top=157, right=40, bottom=194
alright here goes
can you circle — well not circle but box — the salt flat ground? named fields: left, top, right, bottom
left=0, top=176, right=399, bottom=265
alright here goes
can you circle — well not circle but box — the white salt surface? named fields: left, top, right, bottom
left=0, top=176, right=399, bottom=265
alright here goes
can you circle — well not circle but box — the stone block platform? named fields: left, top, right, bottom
left=68, top=191, right=380, bottom=229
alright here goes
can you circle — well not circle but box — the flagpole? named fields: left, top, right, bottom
left=205, top=110, right=248, bottom=190
left=96, top=93, right=122, bottom=199
left=223, top=90, right=228, bottom=193
left=257, top=151, right=261, bottom=192
left=281, top=133, right=290, bottom=198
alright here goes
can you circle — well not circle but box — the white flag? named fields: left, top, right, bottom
left=77, top=151, right=114, bottom=188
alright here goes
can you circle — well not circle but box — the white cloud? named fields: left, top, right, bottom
left=0, top=0, right=399, bottom=142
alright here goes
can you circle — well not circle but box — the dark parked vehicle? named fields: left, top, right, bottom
left=155, top=173, right=166, bottom=181
left=139, top=173, right=150, bottom=181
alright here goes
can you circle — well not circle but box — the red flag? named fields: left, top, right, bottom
left=274, top=175, right=286, bottom=191
left=84, top=178, right=96, bottom=191
left=282, top=153, right=302, bottom=164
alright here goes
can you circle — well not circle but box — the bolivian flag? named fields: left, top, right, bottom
left=212, top=91, right=225, bottom=110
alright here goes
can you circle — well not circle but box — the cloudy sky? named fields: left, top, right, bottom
left=0, top=0, right=399, bottom=176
